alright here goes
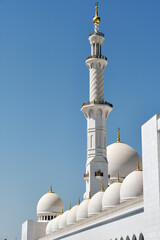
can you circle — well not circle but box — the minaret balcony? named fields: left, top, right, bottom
left=95, top=170, right=103, bottom=180
left=84, top=173, right=89, bottom=181
left=89, top=32, right=104, bottom=37
left=86, top=55, right=107, bottom=61
left=81, top=100, right=113, bottom=108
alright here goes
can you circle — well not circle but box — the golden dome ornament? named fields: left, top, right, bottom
left=93, top=2, right=101, bottom=24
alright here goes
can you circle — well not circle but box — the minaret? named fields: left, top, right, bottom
left=81, top=3, right=113, bottom=198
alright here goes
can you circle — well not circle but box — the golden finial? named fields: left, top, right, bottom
left=78, top=198, right=80, bottom=205
left=69, top=203, right=71, bottom=210
left=93, top=2, right=101, bottom=24
left=89, top=191, right=91, bottom=199
left=116, top=173, right=121, bottom=183
left=117, top=128, right=120, bottom=143
left=49, top=185, right=53, bottom=193
left=62, top=209, right=64, bottom=214
left=136, top=159, right=141, bottom=171
left=101, top=183, right=104, bottom=192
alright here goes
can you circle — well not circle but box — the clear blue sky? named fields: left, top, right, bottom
left=0, top=0, right=160, bottom=239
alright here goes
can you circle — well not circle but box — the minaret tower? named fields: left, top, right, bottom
left=82, top=3, right=113, bottom=198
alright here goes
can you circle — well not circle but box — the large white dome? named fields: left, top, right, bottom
left=102, top=181, right=121, bottom=210
left=107, top=142, right=142, bottom=181
left=37, top=188, right=64, bottom=215
left=120, top=169, right=143, bottom=201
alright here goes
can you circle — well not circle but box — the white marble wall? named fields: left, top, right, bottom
left=21, top=220, right=47, bottom=240
left=142, top=114, right=160, bottom=239
left=40, top=203, right=145, bottom=240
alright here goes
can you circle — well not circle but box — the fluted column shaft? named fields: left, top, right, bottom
left=89, top=63, right=104, bottom=102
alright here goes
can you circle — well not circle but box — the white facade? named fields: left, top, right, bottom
left=21, top=4, right=160, bottom=240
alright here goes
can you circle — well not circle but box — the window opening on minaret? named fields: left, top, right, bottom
left=93, top=43, right=95, bottom=56
left=90, top=135, right=93, bottom=148
left=96, top=43, right=99, bottom=55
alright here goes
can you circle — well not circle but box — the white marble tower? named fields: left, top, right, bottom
left=81, top=4, right=113, bottom=198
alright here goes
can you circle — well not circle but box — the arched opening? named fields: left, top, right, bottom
left=132, top=235, right=137, bottom=240
left=120, top=238, right=124, bottom=240
left=126, top=237, right=130, bottom=240
left=139, top=233, right=144, bottom=240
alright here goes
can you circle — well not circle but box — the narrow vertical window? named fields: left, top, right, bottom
left=90, top=135, right=93, bottom=148
left=100, top=45, right=102, bottom=56
left=93, top=43, right=95, bottom=55
left=96, top=43, right=99, bottom=55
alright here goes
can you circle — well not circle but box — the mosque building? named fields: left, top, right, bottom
left=21, top=4, right=160, bottom=240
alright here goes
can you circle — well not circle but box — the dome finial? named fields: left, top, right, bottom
left=116, top=173, right=121, bottom=183
left=117, top=128, right=120, bottom=143
left=101, top=183, right=104, bottom=192
left=89, top=191, right=91, bottom=199
left=93, top=2, right=101, bottom=24
left=136, top=159, right=140, bottom=171
left=69, top=203, right=71, bottom=210
left=49, top=185, right=53, bottom=193
left=78, top=198, right=80, bottom=205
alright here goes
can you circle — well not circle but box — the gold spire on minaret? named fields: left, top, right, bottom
left=78, top=198, right=80, bottom=205
left=49, top=185, right=53, bottom=193
left=117, top=128, right=120, bottom=143
left=69, top=203, right=71, bottom=210
left=89, top=191, right=91, bottom=199
left=93, top=2, right=101, bottom=24
left=101, top=183, right=104, bottom=192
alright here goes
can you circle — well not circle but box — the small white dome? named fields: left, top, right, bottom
left=37, top=188, right=64, bottom=215
left=76, top=199, right=90, bottom=221
left=88, top=191, right=104, bottom=216
left=46, top=219, right=54, bottom=235
left=67, top=205, right=79, bottom=226
left=107, top=142, right=142, bottom=181
left=52, top=215, right=61, bottom=232
left=102, top=181, right=121, bottom=210
left=120, top=170, right=143, bottom=201
left=59, top=210, right=69, bottom=229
